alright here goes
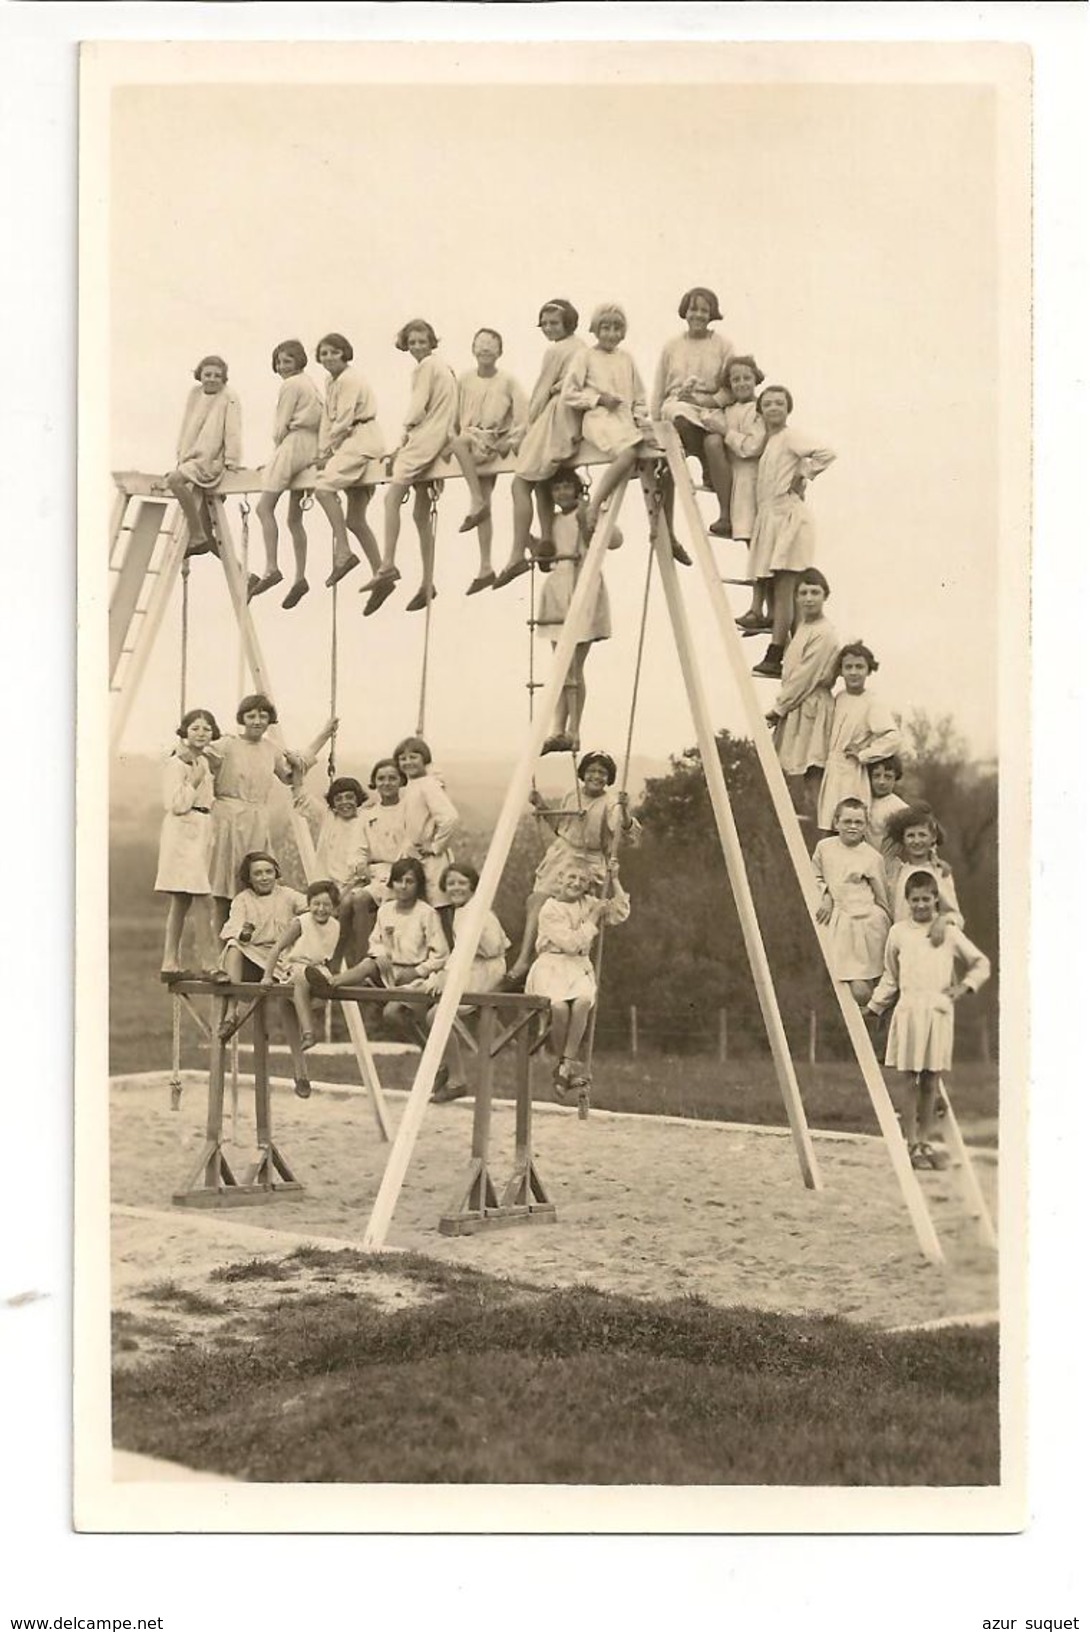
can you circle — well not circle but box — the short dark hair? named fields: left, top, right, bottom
left=677, top=287, right=723, bottom=322
left=176, top=707, right=221, bottom=741
left=307, top=878, right=341, bottom=906
left=316, top=332, right=353, bottom=363
left=473, top=327, right=503, bottom=353
left=537, top=298, right=579, bottom=335
left=271, top=338, right=308, bottom=373
left=193, top=354, right=228, bottom=382
left=868, top=754, right=904, bottom=781
left=236, top=692, right=278, bottom=725
left=577, top=750, right=617, bottom=786
left=393, top=735, right=432, bottom=766
left=369, top=757, right=407, bottom=789
left=325, top=776, right=366, bottom=810
left=833, top=797, right=868, bottom=822
left=388, top=857, right=427, bottom=895
left=836, top=641, right=879, bottom=675
left=887, top=804, right=944, bottom=851
left=904, top=870, right=940, bottom=899
left=796, top=567, right=831, bottom=598
left=396, top=319, right=439, bottom=352
left=757, top=384, right=794, bottom=416
left=238, top=851, right=280, bottom=890
left=727, top=353, right=764, bottom=386
left=439, top=861, right=479, bottom=893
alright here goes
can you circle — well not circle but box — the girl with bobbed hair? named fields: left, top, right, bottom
left=447, top=327, right=530, bottom=591
left=494, top=298, right=586, bottom=588
left=649, top=286, right=736, bottom=550
left=319, top=856, right=448, bottom=1021
left=815, top=642, right=901, bottom=837
left=561, top=302, right=652, bottom=533
left=164, top=354, right=242, bottom=557
left=250, top=338, right=323, bottom=608
left=764, top=567, right=840, bottom=826
left=311, top=331, right=386, bottom=592
left=155, top=706, right=221, bottom=978
left=362, top=319, right=457, bottom=615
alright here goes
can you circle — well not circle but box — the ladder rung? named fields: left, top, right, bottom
left=720, top=577, right=752, bottom=587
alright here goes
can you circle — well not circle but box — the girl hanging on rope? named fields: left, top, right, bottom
left=206, top=694, right=336, bottom=936
left=316, top=858, right=448, bottom=1034
left=503, top=749, right=638, bottom=990
left=447, top=327, right=529, bottom=593
left=156, top=706, right=220, bottom=979
left=394, top=735, right=460, bottom=906
left=533, top=467, right=622, bottom=756
left=865, top=756, right=909, bottom=867
left=425, top=862, right=512, bottom=1105
left=311, top=332, right=385, bottom=591
left=865, top=871, right=990, bottom=1170
left=164, top=355, right=242, bottom=557
left=526, top=856, right=630, bottom=1103
left=764, top=568, right=840, bottom=827
left=362, top=320, right=457, bottom=615
left=815, top=642, right=901, bottom=838
left=650, top=286, right=736, bottom=553
left=748, top=386, right=837, bottom=680
left=494, top=299, right=586, bottom=589
left=813, top=796, right=893, bottom=1007
left=561, top=302, right=652, bottom=532
left=250, top=339, right=323, bottom=607
left=260, top=879, right=342, bottom=1096
left=884, top=805, right=964, bottom=935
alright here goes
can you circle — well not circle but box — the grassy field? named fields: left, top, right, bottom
left=113, top=1248, right=999, bottom=1486
left=111, top=909, right=999, bottom=1136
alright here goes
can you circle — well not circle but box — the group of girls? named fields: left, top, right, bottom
left=757, top=569, right=991, bottom=1169
left=155, top=689, right=635, bottom=1101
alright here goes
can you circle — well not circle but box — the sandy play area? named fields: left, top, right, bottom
left=109, top=1070, right=998, bottom=1333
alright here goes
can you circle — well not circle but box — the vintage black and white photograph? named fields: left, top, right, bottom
left=73, top=32, right=1034, bottom=1535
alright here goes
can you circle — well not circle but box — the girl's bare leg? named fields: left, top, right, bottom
left=449, top=436, right=488, bottom=518
left=549, top=1000, right=569, bottom=1058
left=314, top=489, right=352, bottom=561
left=903, top=1073, right=921, bottom=1145
left=703, top=431, right=733, bottom=526
left=534, top=482, right=556, bottom=544
left=255, top=492, right=282, bottom=575
left=291, top=969, right=316, bottom=1043
left=504, top=475, right=535, bottom=568
left=475, top=476, right=496, bottom=573
left=331, top=956, right=379, bottom=988
left=586, top=450, right=637, bottom=531
left=771, top=569, right=801, bottom=651
left=412, top=484, right=436, bottom=591
left=564, top=996, right=594, bottom=1064
left=279, top=1002, right=310, bottom=1087
left=212, top=896, right=231, bottom=939
left=346, top=486, right=381, bottom=572
left=162, top=894, right=192, bottom=971
left=568, top=645, right=590, bottom=743
left=918, top=1070, right=941, bottom=1143
left=286, top=491, right=309, bottom=582
left=166, top=473, right=212, bottom=548
left=802, top=767, right=823, bottom=823
left=508, top=892, right=546, bottom=981
left=380, top=482, right=410, bottom=572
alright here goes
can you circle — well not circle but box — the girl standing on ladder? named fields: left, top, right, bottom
left=363, top=320, right=457, bottom=615
left=447, top=327, right=529, bottom=593
left=533, top=467, right=621, bottom=755
left=815, top=642, right=901, bottom=837
left=503, top=749, right=638, bottom=990
left=311, top=332, right=385, bottom=591
left=156, top=706, right=221, bottom=978
left=206, top=694, right=336, bottom=937
left=561, top=302, right=653, bottom=532
left=165, top=354, right=242, bottom=557
left=250, top=339, right=323, bottom=607
left=494, top=298, right=585, bottom=588
left=649, top=286, right=735, bottom=552
left=764, top=568, right=840, bottom=828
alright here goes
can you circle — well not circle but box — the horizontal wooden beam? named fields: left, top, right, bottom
left=112, top=441, right=664, bottom=499
left=168, top=978, right=549, bottom=1012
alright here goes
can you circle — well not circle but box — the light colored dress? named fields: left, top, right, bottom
left=561, top=347, right=648, bottom=456
left=220, top=883, right=307, bottom=967
left=869, top=920, right=990, bottom=1072
left=432, top=905, right=510, bottom=997
left=890, top=859, right=964, bottom=927
left=770, top=615, right=841, bottom=777
left=650, top=331, right=734, bottom=428
left=262, top=374, right=322, bottom=492
left=314, top=368, right=384, bottom=491
left=813, top=836, right=892, bottom=981
left=455, top=370, right=529, bottom=464
left=368, top=898, right=448, bottom=988
left=515, top=335, right=586, bottom=481
left=721, top=400, right=766, bottom=539
left=816, top=690, right=902, bottom=832
left=533, top=790, right=641, bottom=896
left=748, top=428, right=837, bottom=580
left=154, top=751, right=214, bottom=894
left=867, top=793, right=910, bottom=868
left=313, top=809, right=369, bottom=889
left=357, top=799, right=409, bottom=903
left=526, top=886, right=630, bottom=1003
left=174, top=387, right=242, bottom=488
left=271, top=909, right=340, bottom=983
left=535, top=509, right=611, bottom=646
left=401, top=773, right=460, bottom=905
left=207, top=735, right=292, bottom=899
left=390, top=353, right=458, bottom=482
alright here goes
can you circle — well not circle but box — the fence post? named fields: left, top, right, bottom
left=629, top=1005, right=638, bottom=1057
left=808, top=1009, right=817, bottom=1065
left=979, top=1013, right=991, bottom=1066
left=718, top=1008, right=728, bottom=1064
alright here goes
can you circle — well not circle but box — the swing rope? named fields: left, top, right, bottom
left=178, top=558, right=191, bottom=718
left=237, top=498, right=251, bottom=697
left=580, top=525, right=657, bottom=1106
left=328, top=579, right=339, bottom=779
left=415, top=480, right=442, bottom=737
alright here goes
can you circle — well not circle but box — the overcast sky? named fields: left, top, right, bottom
left=101, top=54, right=1007, bottom=768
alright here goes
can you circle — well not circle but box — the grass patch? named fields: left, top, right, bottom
left=114, top=1264, right=998, bottom=1485
left=134, top=1279, right=225, bottom=1317
left=209, top=1257, right=299, bottom=1284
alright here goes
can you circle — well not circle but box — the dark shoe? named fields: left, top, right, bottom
left=294, top=1077, right=312, bottom=1100
left=248, top=569, right=283, bottom=602
left=405, top=584, right=437, bottom=613
left=540, top=733, right=574, bottom=755
left=752, top=645, right=784, bottom=679
left=184, top=537, right=215, bottom=558
left=735, top=610, right=771, bottom=632
left=459, top=506, right=491, bottom=534
left=708, top=519, right=733, bottom=538
left=282, top=578, right=309, bottom=609
left=305, top=965, right=335, bottom=994
left=493, top=558, right=532, bottom=589
left=360, top=565, right=400, bottom=593
left=465, top=572, right=495, bottom=595
left=670, top=539, right=692, bottom=566
left=362, top=578, right=399, bottom=616
left=325, top=554, right=359, bottom=588
left=498, top=970, right=527, bottom=993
